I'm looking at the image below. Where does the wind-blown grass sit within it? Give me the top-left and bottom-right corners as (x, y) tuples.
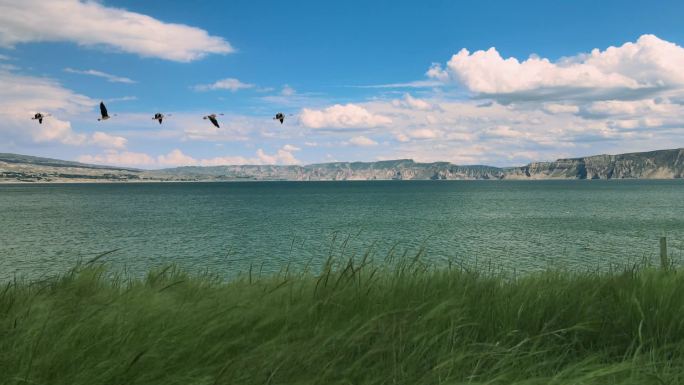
(2, 256), (684, 384)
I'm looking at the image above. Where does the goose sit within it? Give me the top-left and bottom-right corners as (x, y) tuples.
(31, 112), (50, 124)
(97, 101), (116, 121)
(273, 112), (292, 124)
(153, 113), (171, 124)
(203, 113), (223, 128)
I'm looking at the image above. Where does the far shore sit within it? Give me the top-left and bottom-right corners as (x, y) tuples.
(2, 177), (683, 184)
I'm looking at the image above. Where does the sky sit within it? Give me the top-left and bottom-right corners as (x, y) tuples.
(1, 0), (684, 168)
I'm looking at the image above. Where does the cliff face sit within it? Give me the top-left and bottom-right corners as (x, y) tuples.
(148, 160), (505, 181)
(1, 149), (683, 182)
(505, 149), (684, 180)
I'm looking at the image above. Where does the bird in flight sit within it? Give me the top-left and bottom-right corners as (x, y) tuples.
(97, 101), (115, 121)
(273, 112), (293, 124)
(153, 113), (171, 124)
(31, 112), (49, 124)
(203, 113), (223, 128)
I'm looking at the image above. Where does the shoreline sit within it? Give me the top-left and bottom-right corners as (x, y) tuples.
(2, 177), (684, 184)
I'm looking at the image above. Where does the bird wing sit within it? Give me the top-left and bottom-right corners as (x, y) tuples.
(209, 116), (220, 128)
(100, 102), (109, 117)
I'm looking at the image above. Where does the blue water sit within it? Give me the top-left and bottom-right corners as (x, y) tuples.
(1, 180), (683, 279)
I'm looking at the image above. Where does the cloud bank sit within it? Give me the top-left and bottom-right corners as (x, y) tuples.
(0, 0), (233, 62)
(430, 34), (684, 102)
(300, 104), (392, 129)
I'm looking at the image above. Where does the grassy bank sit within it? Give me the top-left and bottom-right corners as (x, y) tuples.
(2, 259), (684, 385)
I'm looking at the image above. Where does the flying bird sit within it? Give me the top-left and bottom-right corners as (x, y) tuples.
(31, 112), (49, 124)
(97, 101), (114, 121)
(273, 112), (293, 124)
(203, 113), (223, 128)
(153, 113), (171, 124)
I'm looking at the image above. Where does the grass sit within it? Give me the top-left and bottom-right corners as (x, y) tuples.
(2, 253), (684, 385)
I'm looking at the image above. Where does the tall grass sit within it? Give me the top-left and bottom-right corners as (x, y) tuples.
(2, 254), (684, 384)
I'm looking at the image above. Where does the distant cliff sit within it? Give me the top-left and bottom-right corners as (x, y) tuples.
(1, 148), (683, 182)
(504, 148), (684, 180)
(150, 160), (505, 181)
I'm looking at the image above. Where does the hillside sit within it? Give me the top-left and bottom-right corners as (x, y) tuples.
(1, 148), (683, 182)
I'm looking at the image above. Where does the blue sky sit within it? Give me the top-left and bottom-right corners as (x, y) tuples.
(1, 0), (684, 168)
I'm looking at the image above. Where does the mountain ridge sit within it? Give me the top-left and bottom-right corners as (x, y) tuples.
(1, 148), (683, 182)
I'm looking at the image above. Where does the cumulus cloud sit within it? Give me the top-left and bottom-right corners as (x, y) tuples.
(348, 136), (378, 147)
(0, 68), (133, 152)
(582, 99), (676, 118)
(79, 150), (155, 167)
(425, 63), (449, 81)
(0, 69), (95, 144)
(392, 93), (436, 111)
(80, 146), (301, 168)
(256, 148), (300, 165)
(89, 131), (127, 149)
(156, 149), (199, 167)
(432, 34), (684, 102)
(0, 0), (233, 62)
(193, 78), (254, 92)
(300, 104), (392, 129)
(332, 34), (684, 165)
(64, 68), (136, 84)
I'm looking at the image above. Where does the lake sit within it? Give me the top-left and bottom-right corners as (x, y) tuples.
(1, 180), (683, 279)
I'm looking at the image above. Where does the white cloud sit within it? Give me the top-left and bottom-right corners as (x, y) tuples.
(392, 93), (436, 110)
(90, 131), (127, 149)
(433, 34), (684, 102)
(348, 136), (378, 147)
(543, 103), (580, 114)
(194, 78), (254, 92)
(282, 144), (301, 152)
(156, 149), (198, 167)
(407, 128), (440, 139)
(64, 68), (136, 84)
(80, 146), (301, 168)
(300, 103), (392, 129)
(0, 0), (233, 62)
(482, 125), (525, 139)
(425, 63), (449, 81)
(79, 150), (155, 167)
(0, 68), (97, 145)
(583, 99), (675, 117)
(256, 148), (300, 165)
(0, 68), (133, 151)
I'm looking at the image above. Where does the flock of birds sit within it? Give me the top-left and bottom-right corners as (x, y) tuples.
(32, 102), (292, 128)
